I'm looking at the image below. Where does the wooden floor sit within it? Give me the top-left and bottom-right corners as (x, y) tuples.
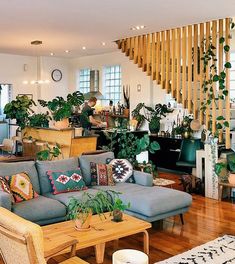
(1, 172), (235, 264)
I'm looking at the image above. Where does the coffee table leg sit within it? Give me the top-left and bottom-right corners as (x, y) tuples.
(143, 230), (149, 254)
(95, 242), (106, 263)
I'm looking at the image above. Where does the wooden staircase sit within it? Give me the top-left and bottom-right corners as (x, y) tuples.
(116, 18), (231, 148)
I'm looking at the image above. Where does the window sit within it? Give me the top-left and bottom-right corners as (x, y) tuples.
(230, 53), (235, 99)
(79, 69), (90, 94)
(103, 65), (121, 105)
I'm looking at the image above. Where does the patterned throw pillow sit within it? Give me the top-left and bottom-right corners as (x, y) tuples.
(90, 162), (115, 186)
(47, 168), (87, 195)
(108, 159), (134, 183)
(6, 172), (39, 203)
(0, 176), (15, 202)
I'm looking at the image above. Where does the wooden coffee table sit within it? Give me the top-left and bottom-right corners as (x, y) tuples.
(43, 213), (151, 264)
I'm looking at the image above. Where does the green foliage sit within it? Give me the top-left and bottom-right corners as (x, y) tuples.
(4, 95), (36, 129)
(132, 103), (173, 132)
(28, 112), (51, 127)
(117, 133), (160, 165)
(228, 155), (235, 173)
(200, 33), (231, 136)
(38, 91), (84, 121)
(36, 143), (61, 161)
(67, 190), (120, 222)
(112, 198), (130, 211)
(102, 130), (118, 152)
(215, 162), (228, 182)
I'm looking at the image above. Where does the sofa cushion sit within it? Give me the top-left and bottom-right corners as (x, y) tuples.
(12, 195), (66, 222)
(36, 158), (79, 194)
(6, 172), (39, 203)
(44, 188), (99, 206)
(91, 183), (192, 217)
(0, 161), (40, 194)
(79, 152), (114, 186)
(108, 159), (133, 183)
(90, 162), (115, 186)
(47, 168), (87, 194)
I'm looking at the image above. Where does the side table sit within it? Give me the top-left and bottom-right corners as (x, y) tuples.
(218, 181), (235, 201)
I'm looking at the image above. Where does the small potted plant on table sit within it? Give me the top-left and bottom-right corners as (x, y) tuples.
(112, 198), (130, 222)
(67, 190), (118, 231)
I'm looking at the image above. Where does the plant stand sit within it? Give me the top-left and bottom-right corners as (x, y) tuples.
(204, 142), (218, 200)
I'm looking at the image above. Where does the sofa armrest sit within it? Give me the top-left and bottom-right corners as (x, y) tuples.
(133, 170), (153, 187)
(0, 190), (12, 211)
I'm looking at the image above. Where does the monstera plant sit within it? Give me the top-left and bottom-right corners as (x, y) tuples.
(38, 91), (84, 129)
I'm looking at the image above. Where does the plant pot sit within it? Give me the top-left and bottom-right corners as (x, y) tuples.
(54, 118), (69, 129)
(112, 209), (123, 222)
(75, 211), (92, 231)
(228, 173), (235, 185)
(149, 119), (160, 134)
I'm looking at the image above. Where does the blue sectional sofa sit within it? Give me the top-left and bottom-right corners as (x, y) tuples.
(0, 152), (192, 225)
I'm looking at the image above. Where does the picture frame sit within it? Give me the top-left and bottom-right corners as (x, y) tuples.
(18, 94), (33, 100)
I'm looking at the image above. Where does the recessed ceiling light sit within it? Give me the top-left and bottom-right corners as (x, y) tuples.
(82, 46), (86, 50)
(65, 50), (69, 53)
(50, 52), (54, 56)
(102, 42), (106, 46)
(131, 25), (146, 31)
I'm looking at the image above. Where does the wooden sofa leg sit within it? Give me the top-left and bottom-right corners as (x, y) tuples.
(180, 214), (184, 225)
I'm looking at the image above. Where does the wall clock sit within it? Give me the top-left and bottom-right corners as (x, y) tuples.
(51, 69), (62, 82)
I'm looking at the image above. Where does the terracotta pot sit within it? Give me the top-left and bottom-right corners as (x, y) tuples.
(228, 173), (235, 185)
(112, 209), (123, 222)
(54, 118), (69, 129)
(75, 211), (92, 231)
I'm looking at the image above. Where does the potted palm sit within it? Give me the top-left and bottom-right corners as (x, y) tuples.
(38, 91), (84, 129)
(67, 190), (119, 231)
(132, 103), (173, 133)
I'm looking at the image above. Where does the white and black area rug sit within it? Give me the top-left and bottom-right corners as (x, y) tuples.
(156, 235), (235, 264)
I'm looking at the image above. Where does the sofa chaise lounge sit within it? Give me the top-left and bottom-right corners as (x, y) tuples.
(0, 151), (192, 225)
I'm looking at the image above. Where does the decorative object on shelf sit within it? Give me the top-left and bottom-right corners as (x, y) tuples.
(123, 85), (130, 117)
(112, 198), (130, 222)
(67, 190), (119, 231)
(51, 69), (62, 82)
(173, 115), (193, 139)
(4, 95), (36, 130)
(132, 103), (173, 133)
(38, 91), (84, 129)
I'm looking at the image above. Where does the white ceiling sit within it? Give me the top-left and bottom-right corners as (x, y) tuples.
(1, 0), (235, 58)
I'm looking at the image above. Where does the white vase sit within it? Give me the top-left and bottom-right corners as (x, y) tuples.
(113, 249), (148, 264)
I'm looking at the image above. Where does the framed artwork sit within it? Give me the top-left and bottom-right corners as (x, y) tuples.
(18, 94), (33, 100)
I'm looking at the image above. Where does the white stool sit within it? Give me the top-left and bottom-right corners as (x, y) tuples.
(113, 249), (148, 264)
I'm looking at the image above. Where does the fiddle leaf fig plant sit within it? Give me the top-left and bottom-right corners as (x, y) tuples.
(4, 95), (36, 129)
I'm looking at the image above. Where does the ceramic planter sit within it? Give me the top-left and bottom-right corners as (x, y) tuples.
(54, 118), (69, 129)
(112, 209), (123, 222)
(75, 211), (92, 231)
(228, 173), (235, 185)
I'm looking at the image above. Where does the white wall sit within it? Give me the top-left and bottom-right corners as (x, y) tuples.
(69, 51), (167, 109)
(0, 53), (69, 109)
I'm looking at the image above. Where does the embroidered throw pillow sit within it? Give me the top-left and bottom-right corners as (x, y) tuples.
(90, 162), (115, 186)
(0, 176), (15, 202)
(47, 168), (87, 195)
(108, 159), (134, 183)
(6, 172), (39, 203)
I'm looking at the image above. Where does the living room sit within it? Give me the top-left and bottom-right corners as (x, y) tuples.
(0, 1), (235, 264)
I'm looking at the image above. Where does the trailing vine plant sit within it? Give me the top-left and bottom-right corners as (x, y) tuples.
(200, 36), (231, 137)
(200, 20), (234, 197)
